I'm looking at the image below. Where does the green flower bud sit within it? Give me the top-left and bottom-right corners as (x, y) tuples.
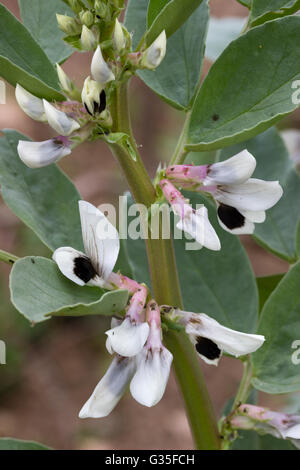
(79, 10), (94, 27)
(113, 19), (126, 54)
(56, 14), (81, 35)
(81, 25), (97, 51)
(95, 0), (107, 18)
(67, 0), (83, 14)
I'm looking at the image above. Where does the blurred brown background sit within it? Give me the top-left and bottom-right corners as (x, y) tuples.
(0, 0), (298, 450)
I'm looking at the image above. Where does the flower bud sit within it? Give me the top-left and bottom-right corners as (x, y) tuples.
(15, 84), (47, 122)
(81, 76), (106, 116)
(80, 25), (97, 50)
(91, 45), (115, 86)
(79, 10), (94, 27)
(113, 19), (126, 54)
(56, 14), (81, 35)
(67, 0), (83, 14)
(140, 30), (167, 70)
(56, 64), (73, 95)
(94, 0), (107, 18)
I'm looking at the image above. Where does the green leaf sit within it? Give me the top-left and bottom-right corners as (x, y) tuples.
(147, 0), (171, 27)
(205, 16), (245, 62)
(187, 17), (300, 151)
(137, 1), (209, 110)
(10, 257), (129, 323)
(256, 274), (284, 312)
(124, 0), (149, 50)
(0, 4), (64, 100)
(237, 0), (251, 7)
(219, 127), (300, 262)
(125, 193), (258, 332)
(252, 261), (300, 393)
(0, 130), (83, 252)
(0, 438), (51, 450)
(145, 0), (204, 46)
(18, 0), (73, 64)
(250, 0), (300, 27)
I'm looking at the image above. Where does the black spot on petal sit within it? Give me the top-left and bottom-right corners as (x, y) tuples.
(74, 256), (97, 283)
(217, 204), (245, 230)
(195, 337), (221, 361)
(84, 103), (93, 116)
(99, 90), (106, 114)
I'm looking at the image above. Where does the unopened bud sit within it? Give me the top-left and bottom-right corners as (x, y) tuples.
(81, 25), (97, 50)
(56, 14), (81, 35)
(113, 19), (126, 54)
(140, 30), (167, 70)
(79, 10), (94, 27)
(68, 0), (83, 14)
(56, 64), (73, 94)
(95, 0), (107, 18)
(91, 45), (115, 86)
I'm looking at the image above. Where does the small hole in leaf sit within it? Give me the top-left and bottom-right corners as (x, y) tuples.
(212, 114), (219, 121)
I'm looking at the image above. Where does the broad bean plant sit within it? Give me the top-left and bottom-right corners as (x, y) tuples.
(1, 0), (300, 451)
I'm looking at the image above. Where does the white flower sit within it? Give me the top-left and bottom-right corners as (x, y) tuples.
(105, 316), (149, 357)
(176, 205), (221, 251)
(79, 355), (135, 418)
(43, 100), (80, 136)
(15, 84), (47, 122)
(130, 305), (173, 407)
(81, 76), (105, 116)
(91, 45), (115, 86)
(81, 25), (97, 51)
(53, 201), (120, 288)
(140, 30), (167, 70)
(175, 310), (265, 366)
(203, 150), (283, 234)
(113, 19), (126, 54)
(56, 64), (73, 94)
(17, 137), (71, 168)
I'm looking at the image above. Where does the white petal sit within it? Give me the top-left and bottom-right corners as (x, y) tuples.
(79, 200), (120, 281)
(15, 84), (47, 122)
(176, 206), (221, 251)
(79, 356), (135, 418)
(130, 347), (173, 407)
(106, 317), (122, 354)
(17, 139), (71, 168)
(141, 30), (167, 69)
(186, 313), (265, 358)
(239, 209), (266, 223)
(105, 317), (150, 357)
(52, 246), (95, 286)
(43, 100), (80, 136)
(216, 178), (283, 212)
(91, 45), (115, 86)
(205, 150), (256, 185)
(282, 423), (300, 440)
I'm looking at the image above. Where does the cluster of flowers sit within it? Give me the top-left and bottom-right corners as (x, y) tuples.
(12, 2), (286, 426)
(160, 150), (283, 248)
(16, 14), (166, 168)
(51, 200), (265, 417)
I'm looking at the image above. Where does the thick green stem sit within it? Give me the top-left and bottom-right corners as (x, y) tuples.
(109, 80), (220, 449)
(0, 249), (18, 265)
(170, 111), (190, 165)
